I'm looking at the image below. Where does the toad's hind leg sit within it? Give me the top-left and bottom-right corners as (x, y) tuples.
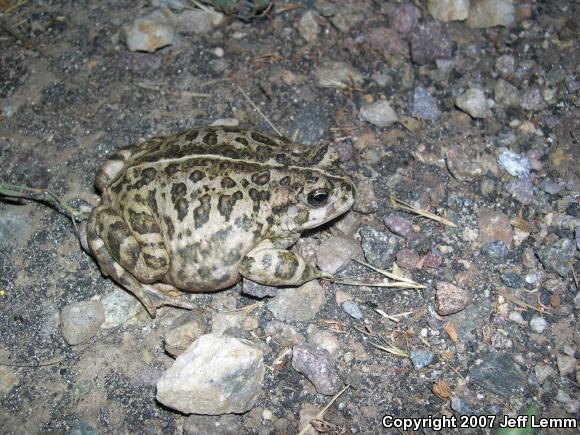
(86, 205), (194, 317)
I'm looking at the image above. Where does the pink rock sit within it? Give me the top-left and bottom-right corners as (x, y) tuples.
(396, 249), (419, 269)
(422, 253), (443, 269)
(392, 3), (420, 38)
(384, 215), (412, 236)
(335, 290), (353, 305)
(435, 282), (470, 315)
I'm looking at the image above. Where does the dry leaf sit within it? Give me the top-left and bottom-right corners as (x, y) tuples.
(432, 380), (452, 400)
(443, 321), (458, 343)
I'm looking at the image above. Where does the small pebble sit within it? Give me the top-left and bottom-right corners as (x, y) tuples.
(292, 344), (341, 395)
(342, 300), (363, 320)
(435, 282), (470, 315)
(506, 178), (534, 205)
(455, 88), (489, 118)
(360, 100), (398, 128)
(122, 8), (176, 53)
(497, 150), (531, 178)
(410, 86), (441, 122)
(482, 240), (509, 263)
(384, 215), (412, 236)
(60, 300), (105, 345)
(534, 363), (555, 384)
(529, 316), (547, 333)
(500, 272), (524, 288)
(410, 21), (453, 65)
(556, 354), (576, 377)
(409, 348), (434, 370)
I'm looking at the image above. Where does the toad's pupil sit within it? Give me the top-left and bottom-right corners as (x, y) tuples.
(308, 191), (329, 207)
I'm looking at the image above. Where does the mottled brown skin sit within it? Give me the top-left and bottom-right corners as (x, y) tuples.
(86, 126), (355, 316)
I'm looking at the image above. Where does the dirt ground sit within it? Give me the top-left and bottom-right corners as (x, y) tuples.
(0, 0), (578, 434)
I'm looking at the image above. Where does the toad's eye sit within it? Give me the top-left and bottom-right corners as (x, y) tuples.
(307, 189), (329, 207)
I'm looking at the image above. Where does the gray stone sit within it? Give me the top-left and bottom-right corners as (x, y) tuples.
(242, 279), (277, 298)
(316, 235), (359, 274)
(156, 334), (264, 415)
(506, 178), (534, 205)
(211, 311), (258, 336)
(500, 272), (524, 289)
(176, 8), (223, 34)
(297, 10), (320, 42)
(122, 8), (176, 53)
(534, 363), (555, 384)
(360, 100), (398, 128)
(265, 320), (305, 347)
(60, 300), (105, 345)
(267, 281), (326, 321)
(342, 300), (363, 320)
(292, 344), (341, 395)
(410, 21), (454, 65)
(164, 312), (208, 357)
(494, 79), (520, 108)
(529, 316), (547, 333)
(100, 288), (143, 329)
(455, 88), (489, 118)
(469, 353), (524, 396)
(537, 238), (576, 277)
(556, 354), (576, 377)
(482, 240), (509, 262)
(495, 54), (515, 76)
(410, 348), (434, 370)
(410, 86), (441, 122)
(359, 225), (399, 269)
(307, 325), (340, 358)
(520, 88), (543, 111)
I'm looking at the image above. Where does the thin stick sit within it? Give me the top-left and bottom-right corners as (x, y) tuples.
(234, 84), (283, 137)
(0, 182), (88, 222)
(297, 384), (350, 435)
(389, 195), (457, 228)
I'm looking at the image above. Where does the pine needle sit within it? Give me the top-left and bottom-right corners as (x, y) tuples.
(389, 195), (457, 227)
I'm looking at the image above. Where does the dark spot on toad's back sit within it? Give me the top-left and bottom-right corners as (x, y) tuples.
(221, 177), (236, 188)
(236, 136), (248, 146)
(203, 131), (218, 146)
(128, 209), (158, 234)
(189, 170), (205, 183)
(163, 216), (175, 239)
(129, 167), (157, 190)
(251, 131), (278, 147)
(251, 171), (270, 186)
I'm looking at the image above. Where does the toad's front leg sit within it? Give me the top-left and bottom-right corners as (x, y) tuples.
(239, 238), (332, 286)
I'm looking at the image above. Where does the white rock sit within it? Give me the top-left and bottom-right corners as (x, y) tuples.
(156, 334), (264, 415)
(468, 0), (514, 28)
(297, 10), (320, 42)
(176, 8), (223, 34)
(455, 88), (489, 119)
(497, 150), (531, 178)
(122, 8), (176, 53)
(529, 316), (547, 333)
(360, 100), (398, 127)
(429, 0), (470, 22)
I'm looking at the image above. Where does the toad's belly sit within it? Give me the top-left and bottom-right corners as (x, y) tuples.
(161, 238), (251, 292)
